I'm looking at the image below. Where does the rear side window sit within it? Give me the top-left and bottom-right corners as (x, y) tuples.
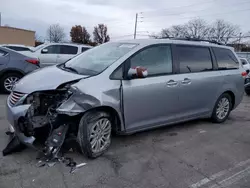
(60, 45), (78, 55)
(213, 47), (239, 69)
(176, 45), (213, 73)
(82, 47), (90, 52)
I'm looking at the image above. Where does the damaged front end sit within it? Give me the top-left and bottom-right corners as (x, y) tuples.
(4, 83), (84, 158)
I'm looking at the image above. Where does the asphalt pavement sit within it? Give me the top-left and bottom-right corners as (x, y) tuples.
(1, 95), (250, 188)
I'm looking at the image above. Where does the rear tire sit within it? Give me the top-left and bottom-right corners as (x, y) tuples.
(211, 93), (232, 123)
(245, 89), (250, 96)
(77, 111), (112, 159)
(0, 72), (22, 94)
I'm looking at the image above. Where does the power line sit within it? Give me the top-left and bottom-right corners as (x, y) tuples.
(140, 0), (220, 14)
(139, 7), (250, 26)
(140, 0), (250, 20)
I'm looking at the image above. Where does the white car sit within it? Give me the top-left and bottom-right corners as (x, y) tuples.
(22, 43), (92, 67)
(240, 58), (250, 71)
(0, 44), (34, 52)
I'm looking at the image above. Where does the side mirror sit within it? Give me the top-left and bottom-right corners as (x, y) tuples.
(127, 66), (148, 79)
(41, 49), (48, 54)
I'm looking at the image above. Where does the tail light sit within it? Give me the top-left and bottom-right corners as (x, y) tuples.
(26, 59), (40, 66)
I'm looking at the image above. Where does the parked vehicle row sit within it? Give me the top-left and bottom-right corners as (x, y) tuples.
(0, 47), (39, 93)
(21, 43), (92, 67)
(6, 39), (245, 158)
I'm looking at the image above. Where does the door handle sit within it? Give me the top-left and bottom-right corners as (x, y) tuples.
(181, 78), (191, 85)
(166, 80), (178, 87)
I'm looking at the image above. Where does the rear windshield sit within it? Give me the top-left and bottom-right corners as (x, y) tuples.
(64, 42), (138, 75)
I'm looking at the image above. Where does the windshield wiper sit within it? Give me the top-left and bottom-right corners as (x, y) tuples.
(62, 64), (79, 74)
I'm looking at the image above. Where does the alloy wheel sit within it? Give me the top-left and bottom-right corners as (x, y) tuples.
(4, 76), (19, 92)
(89, 118), (111, 153)
(216, 97), (230, 120)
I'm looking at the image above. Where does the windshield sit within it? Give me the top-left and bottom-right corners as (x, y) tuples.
(33, 44), (47, 52)
(63, 42), (137, 75)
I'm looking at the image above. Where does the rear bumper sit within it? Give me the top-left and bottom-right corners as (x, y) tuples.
(6, 95), (35, 145)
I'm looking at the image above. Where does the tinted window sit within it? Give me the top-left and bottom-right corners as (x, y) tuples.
(213, 47), (239, 69)
(60, 45), (78, 55)
(130, 45), (172, 76)
(82, 47), (90, 52)
(5, 46), (31, 51)
(43, 45), (60, 54)
(177, 45), (213, 73)
(0, 49), (7, 56)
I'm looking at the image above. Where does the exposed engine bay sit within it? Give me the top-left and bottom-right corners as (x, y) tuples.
(3, 87), (85, 172)
(23, 89), (72, 137)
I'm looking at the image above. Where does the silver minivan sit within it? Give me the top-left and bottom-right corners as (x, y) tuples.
(6, 39), (245, 158)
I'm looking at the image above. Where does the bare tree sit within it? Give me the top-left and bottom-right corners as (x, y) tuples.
(183, 19), (210, 39)
(152, 19), (210, 39)
(93, 24), (110, 44)
(47, 24), (66, 43)
(209, 19), (239, 44)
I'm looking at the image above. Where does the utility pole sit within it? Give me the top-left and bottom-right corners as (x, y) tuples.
(134, 13), (138, 39)
(0, 12), (1, 26)
(238, 32), (242, 52)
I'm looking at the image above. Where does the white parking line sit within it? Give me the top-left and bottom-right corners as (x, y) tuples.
(190, 158), (250, 188)
(209, 166), (250, 188)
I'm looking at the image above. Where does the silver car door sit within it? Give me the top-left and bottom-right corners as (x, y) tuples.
(174, 45), (222, 119)
(122, 44), (180, 132)
(38, 45), (60, 67)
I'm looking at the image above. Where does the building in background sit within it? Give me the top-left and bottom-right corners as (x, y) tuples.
(0, 26), (35, 46)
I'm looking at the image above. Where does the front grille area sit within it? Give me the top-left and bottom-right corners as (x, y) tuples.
(9, 91), (25, 106)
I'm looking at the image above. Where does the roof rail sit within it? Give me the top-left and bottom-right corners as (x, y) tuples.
(161, 37), (224, 45)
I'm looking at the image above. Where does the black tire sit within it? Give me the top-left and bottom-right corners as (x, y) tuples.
(245, 90), (250, 96)
(211, 93), (232, 123)
(77, 111), (112, 159)
(0, 72), (22, 94)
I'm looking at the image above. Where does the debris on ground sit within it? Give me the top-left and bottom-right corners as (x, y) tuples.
(2, 134), (26, 156)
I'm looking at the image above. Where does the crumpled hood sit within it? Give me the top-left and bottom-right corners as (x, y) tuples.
(14, 65), (88, 93)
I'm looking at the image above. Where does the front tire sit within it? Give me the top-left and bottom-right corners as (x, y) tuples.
(0, 72), (22, 94)
(211, 93), (232, 123)
(77, 111), (112, 159)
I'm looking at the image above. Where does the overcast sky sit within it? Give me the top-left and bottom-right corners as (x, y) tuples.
(1, 0), (250, 41)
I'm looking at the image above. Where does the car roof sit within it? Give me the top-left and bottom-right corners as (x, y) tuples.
(0, 44), (32, 48)
(43, 42), (92, 48)
(117, 39), (233, 50)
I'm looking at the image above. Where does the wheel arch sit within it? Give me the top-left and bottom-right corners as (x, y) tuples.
(83, 105), (123, 133)
(223, 90), (235, 109)
(0, 68), (25, 79)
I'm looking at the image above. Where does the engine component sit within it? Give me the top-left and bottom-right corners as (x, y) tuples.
(43, 124), (69, 159)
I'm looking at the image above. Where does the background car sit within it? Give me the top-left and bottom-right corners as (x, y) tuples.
(22, 43), (92, 67)
(240, 58), (250, 71)
(0, 44), (34, 52)
(0, 46), (40, 93)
